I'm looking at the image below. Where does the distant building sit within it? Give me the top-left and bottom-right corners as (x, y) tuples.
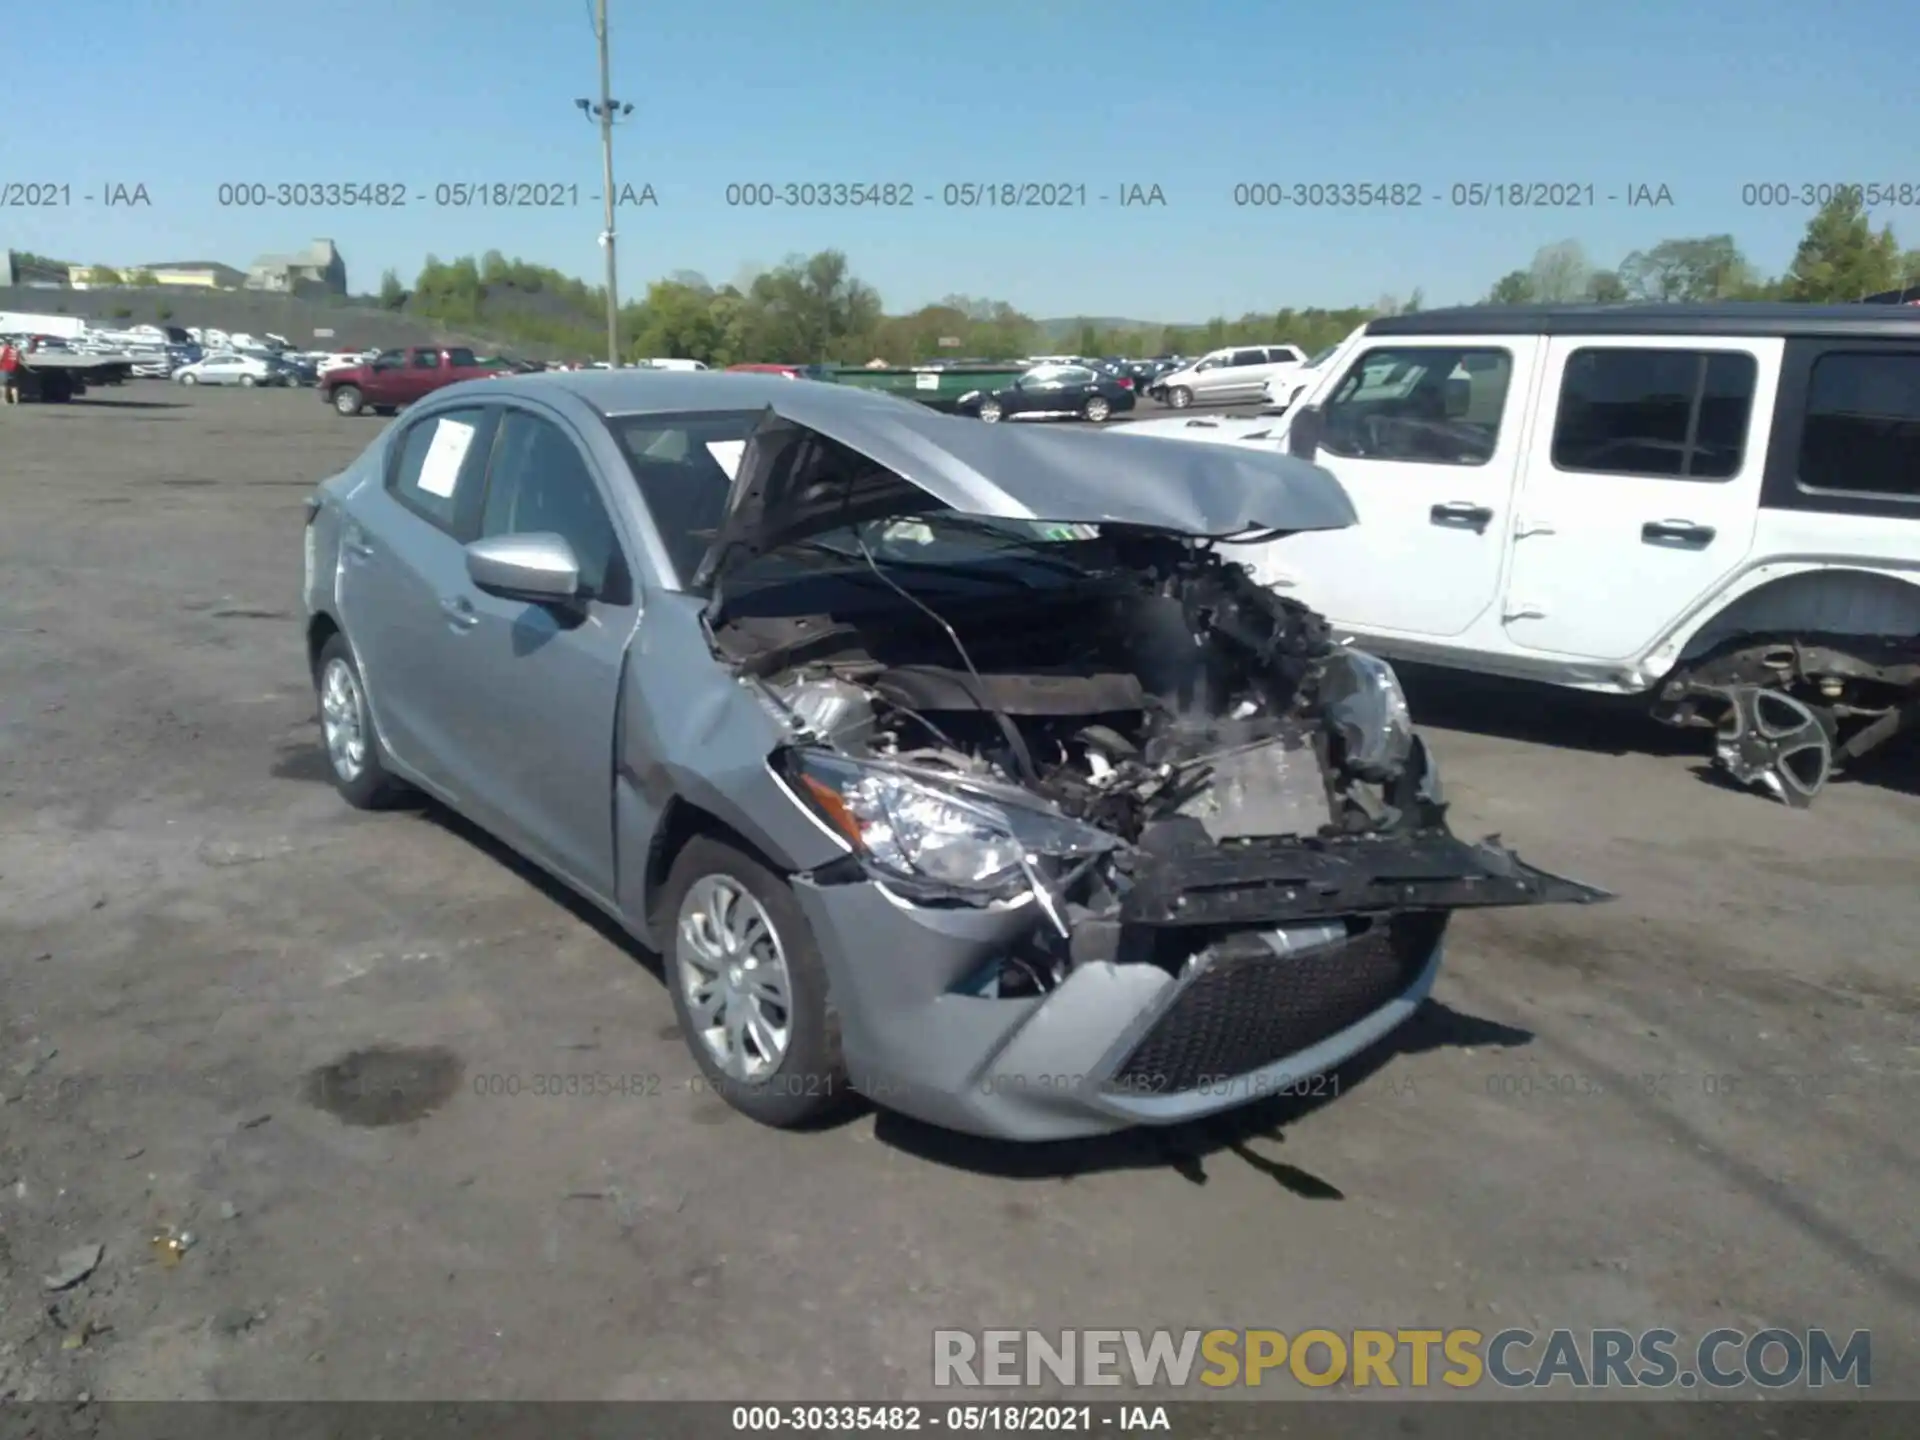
(245, 240), (347, 296)
(135, 261), (248, 289)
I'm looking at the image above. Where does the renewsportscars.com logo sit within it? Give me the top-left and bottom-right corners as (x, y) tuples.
(933, 1328), (1872, 1390)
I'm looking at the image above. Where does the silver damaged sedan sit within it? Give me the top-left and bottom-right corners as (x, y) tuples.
(302, 371), (1609, 1141)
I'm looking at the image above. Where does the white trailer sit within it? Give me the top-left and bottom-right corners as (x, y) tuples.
(0, 311), (90, 341)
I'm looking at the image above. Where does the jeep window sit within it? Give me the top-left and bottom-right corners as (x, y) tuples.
(446, 347), (478, 368)
(1798, 352), (1920, 500)
(411, 349), (441, 369)
(1552, 348), (1757, 480)
(1319, 346), (1511, 466)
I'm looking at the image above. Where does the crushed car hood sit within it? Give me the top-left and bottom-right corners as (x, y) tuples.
(689, 393), (1358, 588)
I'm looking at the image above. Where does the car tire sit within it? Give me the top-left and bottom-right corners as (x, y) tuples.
(977, 398), (1003, 423)
(660, 835), (851, 1129)
(180, 373), (198, 385)
(240, 374), (257, 387)
(1168, 386), (1193, 409)
(331, 385), (363, 416)
(314, 633), (411, 810)
(1083, 395), (1112, 423)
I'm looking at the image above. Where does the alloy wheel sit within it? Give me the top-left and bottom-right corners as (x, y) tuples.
(319, 656), (368, 782)
(675, 876), (794, 1081)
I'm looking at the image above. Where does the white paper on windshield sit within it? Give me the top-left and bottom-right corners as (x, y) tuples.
(416, 417), (475, 498)
(914, 372), (939, 390)
(704, 439), (745, 480)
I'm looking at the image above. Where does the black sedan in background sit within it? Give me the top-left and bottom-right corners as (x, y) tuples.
(955, 362), (1138, 423)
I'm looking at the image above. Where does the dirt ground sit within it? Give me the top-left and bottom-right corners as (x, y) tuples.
(0, 385), (1914, 1410)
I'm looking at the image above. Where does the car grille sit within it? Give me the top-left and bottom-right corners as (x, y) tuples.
(1109, 915), (1440, 1094)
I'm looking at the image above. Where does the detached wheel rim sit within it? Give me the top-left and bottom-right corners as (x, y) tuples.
(319, 657), (368, 782)
(676, 876), (793, 1082)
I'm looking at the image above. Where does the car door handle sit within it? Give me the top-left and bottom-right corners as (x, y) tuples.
(1430, 502), (1494, 531)
(440, 595), (478, 630)
(341, 527), (376, 560)
(1642, 519), (1715, 548)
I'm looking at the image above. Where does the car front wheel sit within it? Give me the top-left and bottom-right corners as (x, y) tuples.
(1083, 395), (1112, 422)
(315, 633), (411, 809)
(1168, 385), (1193, 409)
(661, 836), (850, 1129)
(179, 373), (198, 385)
(331, 385), (363, 416)
(977, 398), (1003, 423)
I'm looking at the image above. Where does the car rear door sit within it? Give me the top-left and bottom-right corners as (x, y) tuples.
(334, 404), (499, 796)
(1501, 336), (1774, 659)
(1248, 337), (1541, 637)
(423, 402), (635, 901)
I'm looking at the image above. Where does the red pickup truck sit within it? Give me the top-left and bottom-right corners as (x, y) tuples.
(321, 345), (508, 417)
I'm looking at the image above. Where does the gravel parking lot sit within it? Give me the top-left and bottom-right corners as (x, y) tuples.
(1, 385), (1915, 1409)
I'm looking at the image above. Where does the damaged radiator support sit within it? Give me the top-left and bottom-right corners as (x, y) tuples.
(1120, 830), (1613, 926)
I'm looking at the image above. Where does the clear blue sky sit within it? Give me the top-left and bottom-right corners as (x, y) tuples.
(6, 0), (1916, 320)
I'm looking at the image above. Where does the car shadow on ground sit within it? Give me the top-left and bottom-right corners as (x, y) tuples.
(870, 1000), (1532, 1188)
(1396, 663), (1920, 802)
(72, 398), (190, 410)
(271, 733), (1537, 1178)
(1393, 663), (1697, 758)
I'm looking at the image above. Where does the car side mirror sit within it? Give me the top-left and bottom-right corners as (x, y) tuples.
(1289, 404), (1324, 461)
(465, 533), (581, 602)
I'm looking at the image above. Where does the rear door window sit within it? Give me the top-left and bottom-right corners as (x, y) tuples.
(1551, 348), (1758, 480)
(386, 406), (498, 536)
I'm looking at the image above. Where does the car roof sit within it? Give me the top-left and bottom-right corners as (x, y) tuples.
(1367, 303), (1920, 340)
(475, 368), (911, 416)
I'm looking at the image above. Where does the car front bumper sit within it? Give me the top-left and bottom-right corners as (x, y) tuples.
(791, 877), (1442, 1142)
(791, 831), (1604, 1141)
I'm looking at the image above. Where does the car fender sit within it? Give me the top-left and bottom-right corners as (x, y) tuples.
(1638, 563), (1920, 684)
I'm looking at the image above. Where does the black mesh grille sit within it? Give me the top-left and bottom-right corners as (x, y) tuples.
(1110, 915), (1440, 1093)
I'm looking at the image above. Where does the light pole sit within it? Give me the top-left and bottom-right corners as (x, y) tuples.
(576, 0), (633, 367)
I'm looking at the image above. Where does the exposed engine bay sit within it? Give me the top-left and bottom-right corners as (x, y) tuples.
(709, 524), (1606, 996)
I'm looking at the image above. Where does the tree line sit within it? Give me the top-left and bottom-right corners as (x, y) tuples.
(373, 192), (1915, 365)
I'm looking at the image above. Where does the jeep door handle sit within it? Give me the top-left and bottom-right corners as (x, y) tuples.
(1430, 502), (1493, 530)
(1641, 520), (1715, 547)
(440, 595), (478, 630)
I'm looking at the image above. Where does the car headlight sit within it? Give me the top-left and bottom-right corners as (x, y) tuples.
(784, 751), (1115, 893)
(1318, 649), (1415, 781)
